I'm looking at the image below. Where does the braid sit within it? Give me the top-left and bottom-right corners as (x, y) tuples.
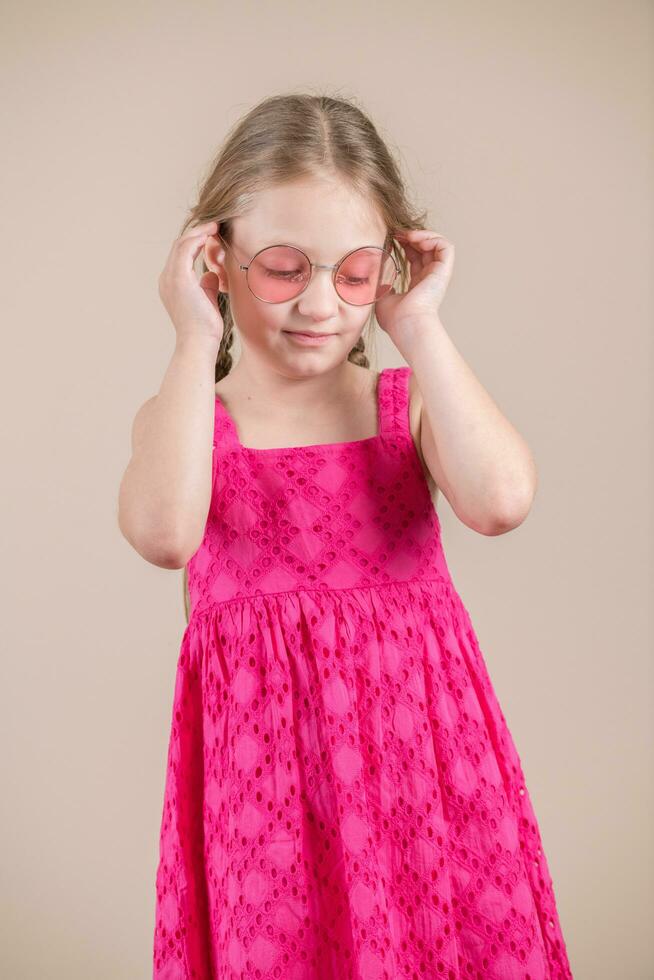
(347, 333), (370, 369)
(215, 295), (236, 382)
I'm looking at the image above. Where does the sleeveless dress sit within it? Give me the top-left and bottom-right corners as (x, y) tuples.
(152, 365), (573, 980)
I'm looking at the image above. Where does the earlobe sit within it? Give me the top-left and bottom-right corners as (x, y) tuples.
(216, 265), (228, 294)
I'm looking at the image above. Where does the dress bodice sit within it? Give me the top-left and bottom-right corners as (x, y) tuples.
(186, 367), (453, 617)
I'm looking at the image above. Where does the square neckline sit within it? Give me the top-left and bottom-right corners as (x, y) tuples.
(215, 367), (385, 455)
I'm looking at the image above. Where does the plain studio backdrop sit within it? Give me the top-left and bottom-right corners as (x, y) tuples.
(1, 1), (652, 977)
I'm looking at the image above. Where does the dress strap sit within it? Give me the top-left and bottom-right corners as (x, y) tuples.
(378, 365), (412, 445)
(215, 369), (412, 451)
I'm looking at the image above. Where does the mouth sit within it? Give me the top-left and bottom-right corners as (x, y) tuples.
(283, 330), (335, 345)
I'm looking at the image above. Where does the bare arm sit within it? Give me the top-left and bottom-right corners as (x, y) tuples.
(118, 217), (226, 567)
(400, 318), (538, 536)
(117, 335), (220, 568)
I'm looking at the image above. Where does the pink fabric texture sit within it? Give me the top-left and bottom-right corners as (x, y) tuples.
(152, 365), (573, 979)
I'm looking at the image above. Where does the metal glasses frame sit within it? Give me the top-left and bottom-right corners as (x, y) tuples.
(215, 231), (399, 306)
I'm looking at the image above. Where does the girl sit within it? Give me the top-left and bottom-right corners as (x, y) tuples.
(119, 93), (573, 979)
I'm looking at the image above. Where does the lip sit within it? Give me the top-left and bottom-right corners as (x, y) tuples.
(283, 331), (334, 346)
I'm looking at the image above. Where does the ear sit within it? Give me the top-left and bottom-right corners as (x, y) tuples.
(203, 235), (229, 294)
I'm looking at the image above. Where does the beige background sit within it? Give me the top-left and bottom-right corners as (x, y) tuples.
(2, 1), (652, 977)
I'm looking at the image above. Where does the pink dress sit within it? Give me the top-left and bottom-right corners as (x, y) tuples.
(153, 365), (573, 979)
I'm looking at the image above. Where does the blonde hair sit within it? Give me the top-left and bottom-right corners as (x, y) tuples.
(179, 90), (429, 622)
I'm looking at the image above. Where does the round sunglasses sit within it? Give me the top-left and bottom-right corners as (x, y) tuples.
(215, 232), (399, 306)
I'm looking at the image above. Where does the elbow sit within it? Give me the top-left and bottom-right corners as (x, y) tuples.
(449, 458), (538, 536)
(117, 512), (190, 569)
(483, 460), (538, 535)
(481, 511), (529, 536)
(137, 537), (189, 570)
(152, 547), (189, 570)
(481, 487), (536, 536)
(459, 482), (536, 537)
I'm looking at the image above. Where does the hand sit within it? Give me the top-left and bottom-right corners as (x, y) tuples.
(374, 229), (455, 340)
(158, 220), (225, 346)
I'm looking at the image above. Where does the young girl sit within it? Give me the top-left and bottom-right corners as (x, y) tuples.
(119, 93), (573, 979)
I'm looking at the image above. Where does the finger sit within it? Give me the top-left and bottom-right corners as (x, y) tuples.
(409, 238), (452, 270)
(183, 232), (212, 252)
(402, 246), (430, 281)
(410, 238), (449, 254)
(393, 232), (447, 278)
(396, 235), (446, 259)
(399, 239), (430, 268)
(395, 230), (449, 250)
(178, 220), (219, 243)
(177, 231), (215, 268)
(394, 228), (441, 239)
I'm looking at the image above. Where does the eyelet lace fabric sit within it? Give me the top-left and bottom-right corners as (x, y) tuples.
(153, 366), (573, 979)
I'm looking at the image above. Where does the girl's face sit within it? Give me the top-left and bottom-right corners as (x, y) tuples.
(205, 175), (388, 376)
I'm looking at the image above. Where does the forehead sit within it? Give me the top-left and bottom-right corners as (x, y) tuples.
(233, 178), (388, 255)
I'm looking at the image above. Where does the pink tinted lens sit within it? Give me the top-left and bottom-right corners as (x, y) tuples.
(336, 247), (396, 305)
(247, 246), (395, 304)
(247, 246), (310, 303)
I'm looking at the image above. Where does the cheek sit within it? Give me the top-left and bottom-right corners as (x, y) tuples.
(237, 310), (287, 342)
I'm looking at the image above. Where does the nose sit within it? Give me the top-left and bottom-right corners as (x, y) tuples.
(296, 264), (340, 319)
